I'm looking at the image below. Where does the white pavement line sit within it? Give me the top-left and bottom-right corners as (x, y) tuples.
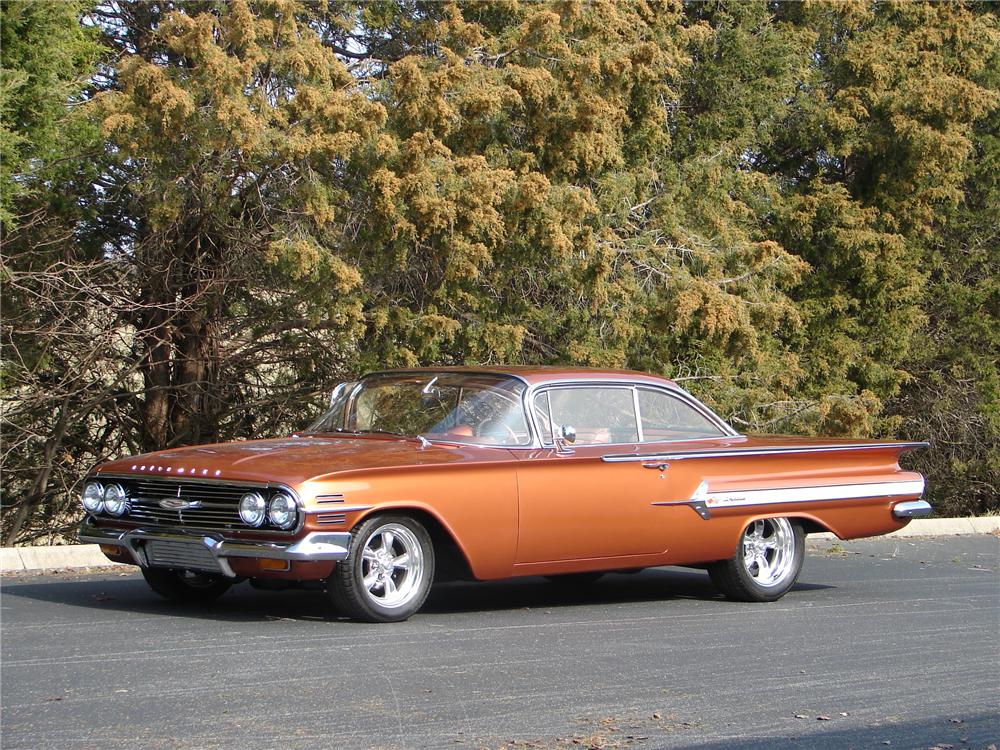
(1, 515), (997, 573)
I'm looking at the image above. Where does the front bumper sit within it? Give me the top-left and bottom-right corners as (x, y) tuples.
(79, 517), (351, 578)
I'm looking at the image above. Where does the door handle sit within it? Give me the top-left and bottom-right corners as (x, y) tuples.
(642, 462), (668, 471)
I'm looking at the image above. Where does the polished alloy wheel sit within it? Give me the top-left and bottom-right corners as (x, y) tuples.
(359, 522), (425, 609)
(740, 517), (795, 587)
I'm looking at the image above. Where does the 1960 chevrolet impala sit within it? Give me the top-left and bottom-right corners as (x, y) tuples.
(79, 367), (929, 622)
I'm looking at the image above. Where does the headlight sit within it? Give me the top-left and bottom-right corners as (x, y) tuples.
(239, 492), (266, 527)
(103, 483), (128, 516)
(82, 482), (104, 513)
(267, 492), (297, 530)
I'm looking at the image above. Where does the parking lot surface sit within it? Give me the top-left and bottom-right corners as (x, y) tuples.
(2, 535), (997, 749)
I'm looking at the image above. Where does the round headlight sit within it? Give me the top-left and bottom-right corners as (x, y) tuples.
(103, 483), (128, 516)
(239, 492), (266, 527)
(82, 482), (104, 513)
(267, 492), (297, 530)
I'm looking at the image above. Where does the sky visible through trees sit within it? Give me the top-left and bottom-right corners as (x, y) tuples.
(1, 0), (997, 544)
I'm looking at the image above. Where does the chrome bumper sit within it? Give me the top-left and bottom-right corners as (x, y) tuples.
(892, 499), (933, 519)
(79, 517), (351, 578)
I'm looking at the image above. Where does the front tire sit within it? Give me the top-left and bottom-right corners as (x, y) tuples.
(141, 567), (233, 603)
(328, 515), (435, 622)
(708, 517), (804, 602)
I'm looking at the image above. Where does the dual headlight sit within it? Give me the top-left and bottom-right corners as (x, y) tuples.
(81, 481), (128, 516)
(239, 491), (297, 530)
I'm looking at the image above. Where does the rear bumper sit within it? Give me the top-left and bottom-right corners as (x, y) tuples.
(892, 499), (933, 519)
(79, 517), (351, 578)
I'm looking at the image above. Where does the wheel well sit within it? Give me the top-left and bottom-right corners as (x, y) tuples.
(793, 517), (834, 536)
(364, 508), (475, 582)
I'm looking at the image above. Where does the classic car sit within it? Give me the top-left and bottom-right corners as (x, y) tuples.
(79, 366), (930, 622)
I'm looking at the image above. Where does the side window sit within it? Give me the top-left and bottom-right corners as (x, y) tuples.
(637, 389), (725, 441)
(532, 391), (554, 444)
(538, 387), (639, 445)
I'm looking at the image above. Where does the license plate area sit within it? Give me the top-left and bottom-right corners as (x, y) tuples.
(143, 539), (222, 574)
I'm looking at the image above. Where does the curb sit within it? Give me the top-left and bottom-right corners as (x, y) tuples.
(809, 516), (1000, 541)
(1, 517), (997, 574)
(0, 545), (129, 573)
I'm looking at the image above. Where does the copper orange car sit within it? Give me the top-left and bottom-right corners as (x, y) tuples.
(79, 367), (929, 621)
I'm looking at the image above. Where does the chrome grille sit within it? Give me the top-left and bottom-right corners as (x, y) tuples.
(316, 513), (346, 525)
(127, 498), (241, 528)
(144, 539), (222, 573)
(116, 477), (262, 532)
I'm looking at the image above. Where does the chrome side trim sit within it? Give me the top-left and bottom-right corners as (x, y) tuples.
(696, 479), (925, 509)
(892, 499), (933, 519)
(315, 494), (345, 504)
(604, 442), (929, 462)
(79, 518), (351, 579)
(654, 499), (712, 520)
(652, 478), (925, 520)
(304, 504), (371, 514)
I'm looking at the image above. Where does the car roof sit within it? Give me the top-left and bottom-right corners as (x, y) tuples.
(365, 366), (679, 388)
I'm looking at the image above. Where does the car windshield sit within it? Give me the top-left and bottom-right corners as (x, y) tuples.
(306, 372), (532, 446)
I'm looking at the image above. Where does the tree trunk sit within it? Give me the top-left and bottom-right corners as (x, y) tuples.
(141, 304), (173, 451)
(170, 309), (217, 446)
(3, 397), (71, 545)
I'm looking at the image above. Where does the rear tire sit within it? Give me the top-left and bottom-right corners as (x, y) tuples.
(708, 517), (804, 602)
(141, 567), (233, 603)
(328, 515), (435, 623)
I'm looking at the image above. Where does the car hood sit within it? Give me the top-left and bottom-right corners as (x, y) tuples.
(93, 434), (508, 486)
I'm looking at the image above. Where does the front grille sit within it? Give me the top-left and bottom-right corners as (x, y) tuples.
(127, 496), (241, 527)
(110, 477), (291, 533)
(144, 539), (222, 573)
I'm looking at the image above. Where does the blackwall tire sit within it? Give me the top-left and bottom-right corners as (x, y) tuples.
(328, 515), (435, 623)
(708, 517), (804, 602)
(141, 567), (233, 603)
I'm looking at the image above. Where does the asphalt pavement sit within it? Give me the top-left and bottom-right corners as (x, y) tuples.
(1, 535), (997, 750)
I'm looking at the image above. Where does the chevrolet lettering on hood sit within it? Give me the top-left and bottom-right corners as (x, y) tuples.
(79, 366), (929, 622)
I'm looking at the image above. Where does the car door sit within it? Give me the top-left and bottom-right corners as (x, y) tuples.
(513, 384), (680, 564)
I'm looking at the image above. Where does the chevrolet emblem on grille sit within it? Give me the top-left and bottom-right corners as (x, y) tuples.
(158, 498), (202, 510)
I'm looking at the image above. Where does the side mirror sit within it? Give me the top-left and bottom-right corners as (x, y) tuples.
(554, 424), (577, 454)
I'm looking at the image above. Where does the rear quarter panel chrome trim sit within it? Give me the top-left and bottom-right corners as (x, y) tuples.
(653, 478), (925, 521)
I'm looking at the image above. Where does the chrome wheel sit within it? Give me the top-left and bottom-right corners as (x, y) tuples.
(708, 517), (805, 602)
(741, 517), (796, 588)
(329, 514), (435, 622)
(359, 523), (425, 609)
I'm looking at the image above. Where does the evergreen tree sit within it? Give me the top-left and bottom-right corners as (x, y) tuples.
(2, 0), (998, 543)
